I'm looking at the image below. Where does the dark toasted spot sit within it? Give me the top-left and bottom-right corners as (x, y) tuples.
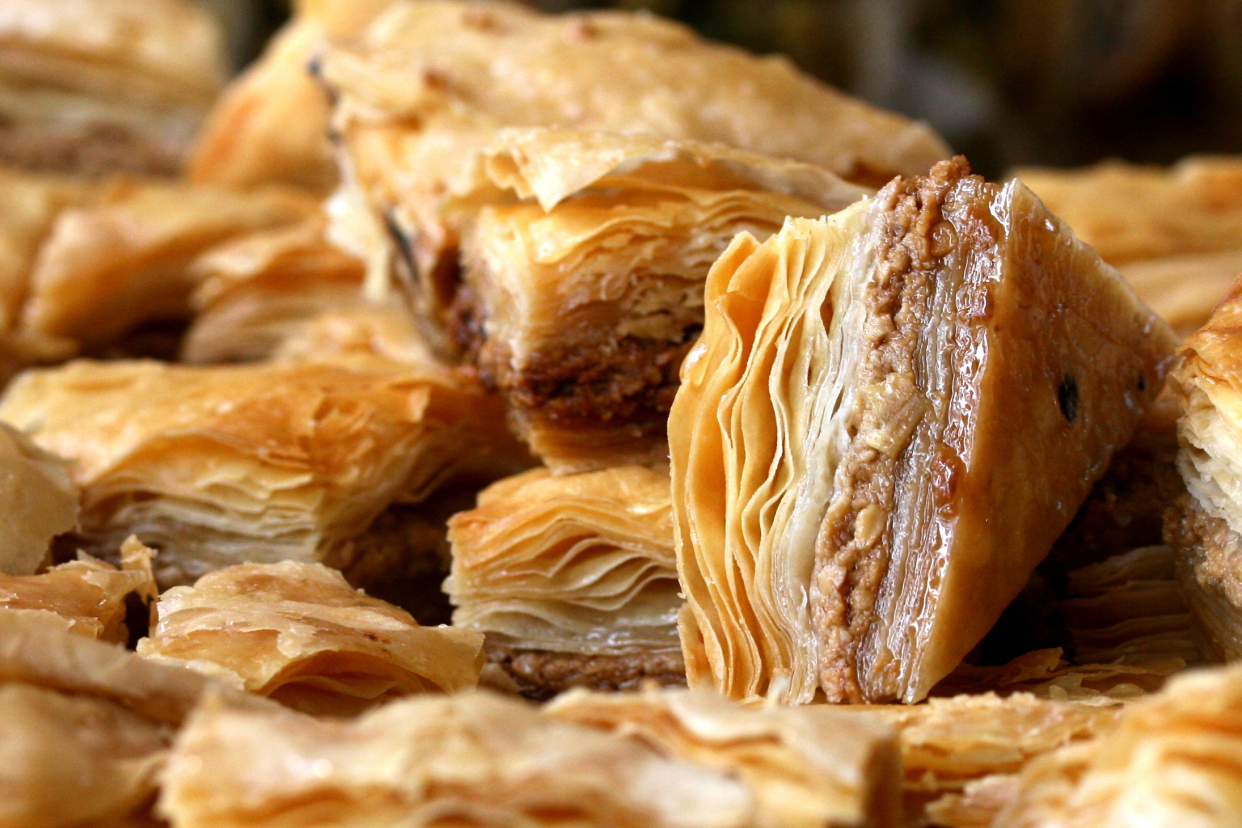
(1058, 375), (1079, 422)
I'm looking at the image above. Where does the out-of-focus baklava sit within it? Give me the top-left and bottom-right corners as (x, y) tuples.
(447, 465), (681, 697)
(0, 357), (529, 589)
(320, 0), (949, 349)
(161, 687), (901, 828)
(139, 561), (483, 716)
(672, 158), (1175, 704)
(0, 0), (226, 176)
(0, 422), (76, 576)
(454, 128), (869, 471)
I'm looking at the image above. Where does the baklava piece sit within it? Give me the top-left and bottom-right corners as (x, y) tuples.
(997, 661), (1242, 828)
(321, 0), (948, 345)
(0, 537), (156, 643)
(19, 179), (317, 352)
(0, 611), (248, 828)
(187, 0), (392, 192)
(139, 561), (482, 716)
(446, 465), (682, 697)
(1166, 276), (1242, 660)
(0, 422), (76, 576)
(547, 685), (902, 828)
(0, 358), (528, 589)
(1017, 158), (1242, 265)
(161, 689), (900, 828)
(0, 0), (226, 176)
(672, 158), (1176, 704)
(456, 128), (868, 471)
(1119, 249), (1242, 339)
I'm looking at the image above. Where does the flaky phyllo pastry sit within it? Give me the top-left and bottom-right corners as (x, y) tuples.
(139, 561), (482, 716)
(0, 358), (528, 587)
(321, 0), (948, 340)
(546, 685), (902, 828)
(19, 178), (317, 350)
(0, 611), (248, 828)
(455, 129), (869, 471)
(0, 537), (156, 643)
(1167, 276), (1242, 660)
(161, 688), (900, 828)
(996, 662), (1242, 828)
(0, 0), (226, 176)
(0, 422), (76, 576)
(671, 158), (1176, 704)
(447, 466), (682, 696)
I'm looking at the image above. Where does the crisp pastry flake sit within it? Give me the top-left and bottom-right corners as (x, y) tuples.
(0, 357), (527, 587)
(447, 465), (683, 696)
(0, 538), (157, 642)
(138, 560), (483, 716)
(671, 158), (1176, 704)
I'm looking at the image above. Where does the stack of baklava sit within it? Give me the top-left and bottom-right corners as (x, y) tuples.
(4, 1), (1242, 827)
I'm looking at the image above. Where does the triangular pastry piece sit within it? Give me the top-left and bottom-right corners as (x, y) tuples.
(0, 422), (77, 576)
(671, 158), (1176, 703)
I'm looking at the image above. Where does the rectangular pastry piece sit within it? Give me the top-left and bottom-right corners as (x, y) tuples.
(546, 685), (902, 828)
(0, 357), (529, 589)
(446, 465), (682, 697)
(455, 128), (869, 471)
(0, 0), (226, 176)
(138, 560), (483, 716)
(1166, 276), (1242, 660)
(0, 537), (156, 643)
(19, 179), (317, 351)
(671, 158), (1176, 704)
(996, 661), (1242, 828)
(320, 0), (948, 349)
(161, 688), (900, 828)
(0, 422), (76, 576)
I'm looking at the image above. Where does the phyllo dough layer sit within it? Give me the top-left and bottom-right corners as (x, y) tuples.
(0, 358), (527, 586)
(457, 129), (869, 471)
(161, 688), (900, 828)
(0, 537), (156, 642)
(547, 685), (902, 828)
(139, 560), (483, 716)
(1166, 276), (1242, 659)
(0, 421), (76, 576)
(447, 465), (682, 696)
(671, 158), (1176, 704)
(0, 0), (226, 176)
(321, 0), (948, 343)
